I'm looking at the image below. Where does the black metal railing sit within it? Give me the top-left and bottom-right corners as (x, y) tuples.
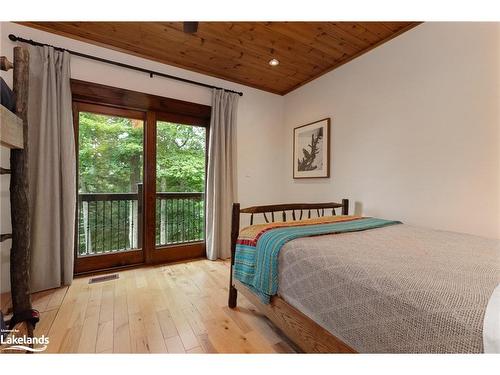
(155, 192), (205, 246)
(77, 185), (204, 256)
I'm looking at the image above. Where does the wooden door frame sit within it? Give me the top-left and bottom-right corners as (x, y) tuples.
(71, 80), (211, 275)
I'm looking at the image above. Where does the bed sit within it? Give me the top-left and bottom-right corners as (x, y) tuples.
(228, 201), (500, 353)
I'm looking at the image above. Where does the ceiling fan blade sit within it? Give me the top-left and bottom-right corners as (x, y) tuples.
(183, 22), (199, 33)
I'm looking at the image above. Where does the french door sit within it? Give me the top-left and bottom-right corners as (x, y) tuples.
(73, 102), (207, 274)
(152, 116), (207, 264)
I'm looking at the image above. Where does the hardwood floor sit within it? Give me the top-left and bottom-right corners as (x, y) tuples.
(2, 259), (296, 353)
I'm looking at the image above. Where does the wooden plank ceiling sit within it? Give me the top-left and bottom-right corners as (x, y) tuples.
(20, 22), (419, 95)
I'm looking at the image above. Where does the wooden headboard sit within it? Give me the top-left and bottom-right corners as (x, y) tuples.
(239, 200), (349, 225)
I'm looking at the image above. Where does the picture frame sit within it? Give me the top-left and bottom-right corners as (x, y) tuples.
(293, 118), (330, 179)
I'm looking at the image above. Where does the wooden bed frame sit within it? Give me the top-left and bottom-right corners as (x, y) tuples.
(228, 200), (357, 353)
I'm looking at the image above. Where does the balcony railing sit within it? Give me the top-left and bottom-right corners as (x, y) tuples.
(77, 186), (204, 256)
(155, 192), (205, 246)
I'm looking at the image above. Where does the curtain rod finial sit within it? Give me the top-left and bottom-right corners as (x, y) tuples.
(8, 34), (18, 42)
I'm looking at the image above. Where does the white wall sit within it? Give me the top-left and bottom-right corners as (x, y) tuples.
(283, 22), (500, 239)
(0, 22), (285, 293)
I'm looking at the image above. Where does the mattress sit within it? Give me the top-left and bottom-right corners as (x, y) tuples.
(277, 224), (500, 353)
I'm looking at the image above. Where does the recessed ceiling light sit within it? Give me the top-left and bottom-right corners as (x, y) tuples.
(268, 58), (280, 66)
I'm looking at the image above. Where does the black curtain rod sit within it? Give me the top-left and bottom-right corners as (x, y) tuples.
(8, 34), (244, 96)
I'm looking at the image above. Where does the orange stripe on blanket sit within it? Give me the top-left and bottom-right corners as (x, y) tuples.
(237, 215), (362, 246)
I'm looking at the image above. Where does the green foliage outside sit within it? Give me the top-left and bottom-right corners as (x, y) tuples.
(156, 121), (206, 193)
(78, 113), (206, 193)
(78, 112), (206, 255)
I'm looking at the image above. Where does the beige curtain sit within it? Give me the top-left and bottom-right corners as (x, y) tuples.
(28, 45), (76, 292)
(206, 89), (239, 260)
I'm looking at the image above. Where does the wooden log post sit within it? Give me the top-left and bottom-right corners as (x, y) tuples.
(341, 199), (349, 215)
(9, 47), (33, 336)
(228, 203), (240, 308)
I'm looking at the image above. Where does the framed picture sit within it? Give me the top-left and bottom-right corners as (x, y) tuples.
(293, 118), (330, 179)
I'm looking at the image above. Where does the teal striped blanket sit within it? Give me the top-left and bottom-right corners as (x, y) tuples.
(233, 217), (401, 303)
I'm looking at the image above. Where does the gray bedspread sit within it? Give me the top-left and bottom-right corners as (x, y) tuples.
(277, 224), (500, 353)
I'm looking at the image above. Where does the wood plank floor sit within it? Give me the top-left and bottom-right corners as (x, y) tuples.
(2, 259), (296, 353)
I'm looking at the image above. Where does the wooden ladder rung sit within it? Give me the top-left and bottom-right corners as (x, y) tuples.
(0, 56), (14, 71)
(0, 233), (12, 242)
(0, 167), (11, 175)
(0, 105), (24, 149)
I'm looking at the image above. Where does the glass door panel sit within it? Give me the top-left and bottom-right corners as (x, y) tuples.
(155, 122), (206, 248)
(75, 103), (145, 273)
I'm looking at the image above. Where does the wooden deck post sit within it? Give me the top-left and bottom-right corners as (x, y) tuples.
(137, 182), (143, 248)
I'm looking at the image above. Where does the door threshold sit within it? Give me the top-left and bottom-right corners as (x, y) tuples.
(74, 255), (207, 278)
